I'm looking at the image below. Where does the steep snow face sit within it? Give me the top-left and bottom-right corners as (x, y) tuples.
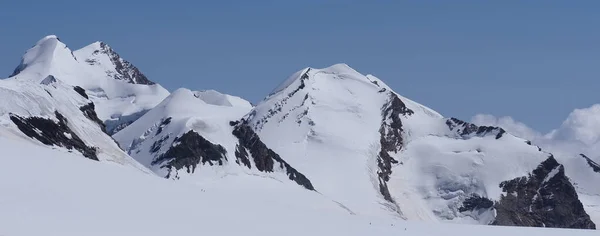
(113, 88), (312, 189)
(248, 64), (592, 227)
(0, 76), (147, 171)
(248, 64), (408, 218)
(9, 35), (170, 135)
(10, 35), (79, 78)
(74, 41), (155, 85)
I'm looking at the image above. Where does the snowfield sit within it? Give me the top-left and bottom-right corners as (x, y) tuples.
(0, 136), (597, 236)
(0, 35), (598, 234)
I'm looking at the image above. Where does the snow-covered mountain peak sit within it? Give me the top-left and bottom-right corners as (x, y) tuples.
(193, 89), (253, 108)
(240, 64), (597, 226)
(269, 63), (371, 96)
(5, 35), (170, 135)
(10, 35), (79, 79)
(113, 87), (314, 187)
(74, 40), (155, 85)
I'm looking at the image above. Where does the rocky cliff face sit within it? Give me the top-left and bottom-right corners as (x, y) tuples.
(492, 156), (595, 229)
(446, 118), (506, 139)
(10, 111), (98, 160)
(231, 120), (315, 190)
(153, 131), (227, 179)
(85, 42), (155, 85)
(377, 93), (414, 202)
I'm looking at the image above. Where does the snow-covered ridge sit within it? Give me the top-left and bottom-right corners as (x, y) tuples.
(0, 75), (147, 171)
(75, 41), (155, 85)
(10, 35), (77, 79)
(245, 63), (596, 228)
(7, 35), (170, 134)
(113, 88), (314, 189)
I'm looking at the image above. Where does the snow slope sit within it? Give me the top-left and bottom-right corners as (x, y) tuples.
(9, 35), (169, 134)
(113, 88), (253, 178)
(246, 64), (595, 226)
(0, 135), (597, 236)
(0, 72), (146, 170)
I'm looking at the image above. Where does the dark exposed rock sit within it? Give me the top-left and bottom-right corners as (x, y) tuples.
(446, 118), (506, 139)
(40, 75), (57, 85)
(10, 111), (98, 160)
(79, 103), (106, 133)
(376, 93), (414, 202)
(156, 117), (172, 135)
(10, 59), (26, 77)
(492, 155), (595, 229)
(234, 144), (252, 168)
(232, 120), (315, 190)
(153, 131), (227, 178)
(150, 135), (170, 154)
(89, 42), (155, 85)
(579, 154), (600, 173)
(73, 86), (89, 99)
(459, 194), (494, 212)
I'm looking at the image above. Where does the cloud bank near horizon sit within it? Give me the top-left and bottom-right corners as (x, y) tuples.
(471, 104), (600, 160)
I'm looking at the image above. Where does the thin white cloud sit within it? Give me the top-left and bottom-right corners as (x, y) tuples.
(471, 114), (541, 141)
(549, 104), (600, 146)
(470, 104), (600, 159)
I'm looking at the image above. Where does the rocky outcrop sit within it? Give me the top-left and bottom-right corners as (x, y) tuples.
(9, 111), (98, 160)
(40, 75), (57, 85)
(87, 42), (155, 85)
(252, 69), (310, 131)
(73, 86), (89, 99)
(231, 120), (315, 190)
(580, 154), (600, 173)
(492, 155), (595, 229)
(79, 102), (106, 133)
(459, 194), (494, 212)
(446, 118), (506, 139)
(153, 131), (227, 179)
(376, 93), (414, 202)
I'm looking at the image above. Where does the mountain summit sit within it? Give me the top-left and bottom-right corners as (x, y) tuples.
(75, 41), (155, 85)
(8, 35), (170, 134)
(0, 36), (598, 234)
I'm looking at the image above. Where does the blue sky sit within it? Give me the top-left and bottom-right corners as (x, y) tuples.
(1, 1), (598, 132)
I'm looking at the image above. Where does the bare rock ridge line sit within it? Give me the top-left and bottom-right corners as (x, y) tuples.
(85, 41), (155, 85)
(580, 154), (600, 173)
(153, 131), (227, 179)
(231, 119), (315, 190)
(493, 155), (595, 229)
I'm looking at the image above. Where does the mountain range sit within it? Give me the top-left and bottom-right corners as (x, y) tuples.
(0, 35), (598, 235)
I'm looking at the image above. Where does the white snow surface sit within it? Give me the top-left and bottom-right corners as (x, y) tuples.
(0, 74), (146, 170)
(1, 135), (597, 236)
(113, 88), (256, 180)
(9, 35), (169, 132)
(1, 35), (597, 233)
(247, 63), (557, 223)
